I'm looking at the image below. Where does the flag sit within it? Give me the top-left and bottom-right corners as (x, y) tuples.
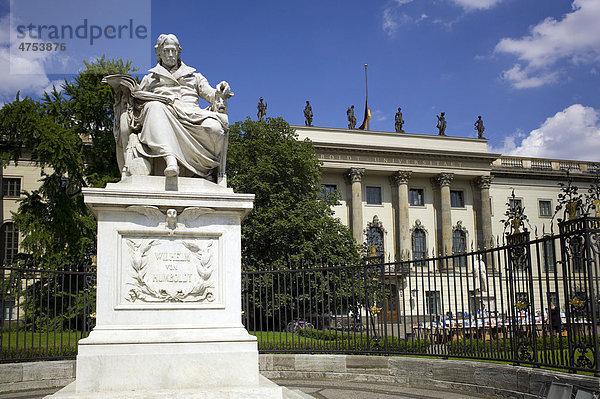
(358, 99), (371, 130)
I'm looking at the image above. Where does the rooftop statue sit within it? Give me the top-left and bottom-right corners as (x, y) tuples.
(436, 112), (446, 136)
(304, 101), (313, 126)
(347, 105), (356, 129)
(103, 34), (233, 183)
(395, 107), (404, 133)
(257, 97), (267, 122)
(475, 115), (485, 139)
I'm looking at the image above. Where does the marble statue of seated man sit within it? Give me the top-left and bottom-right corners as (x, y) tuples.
(105, 33), (233, 182)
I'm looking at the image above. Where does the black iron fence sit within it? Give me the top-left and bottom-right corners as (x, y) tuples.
(242, 216), (600, 374)
(0, 259), (96, 363)
(1, 218), (599, 374)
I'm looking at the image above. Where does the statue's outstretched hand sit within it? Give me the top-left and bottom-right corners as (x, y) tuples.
(217, 81), (233, 98)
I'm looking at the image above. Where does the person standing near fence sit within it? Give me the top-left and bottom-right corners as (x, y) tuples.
(550, 302), (561, 336)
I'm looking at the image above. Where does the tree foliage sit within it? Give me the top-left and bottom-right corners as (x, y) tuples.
(227, 117), (360, 267)
(0, 56), (136, 265)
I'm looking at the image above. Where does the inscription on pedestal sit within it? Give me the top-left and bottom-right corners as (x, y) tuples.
(119, 236), (220, 306)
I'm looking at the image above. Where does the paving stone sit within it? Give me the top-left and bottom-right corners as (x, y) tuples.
(389, 357), (434, 379)
(22, 361), (74, 382)
(295, 354), (346, 372)
(0, 363), (23, 384)
(432, 359), (476, 384)
(271, 354), (296, 371)
(346, 355), (389, 370)
(259, 354), (273, 371)
(473, 362), (517, 391)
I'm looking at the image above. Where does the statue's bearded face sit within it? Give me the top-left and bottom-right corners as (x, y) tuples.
(160, 40), (178, 69)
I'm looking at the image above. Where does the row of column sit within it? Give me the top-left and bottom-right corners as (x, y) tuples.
(345, 168), (493, 260)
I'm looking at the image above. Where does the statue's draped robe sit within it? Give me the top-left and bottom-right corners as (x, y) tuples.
(137, 63), (228, 177)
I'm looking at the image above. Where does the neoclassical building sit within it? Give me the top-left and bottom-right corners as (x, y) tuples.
(294, 125), (597, 261)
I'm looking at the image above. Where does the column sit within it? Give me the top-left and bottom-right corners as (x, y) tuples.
(391, 170), (412, 260)
(433, 172), (454, 255)
(346, 167), (365, 244)
(476, 176), (493, 249)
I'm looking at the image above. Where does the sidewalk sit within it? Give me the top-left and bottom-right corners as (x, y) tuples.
(275, 379), (490, 399)
(1, 380), (493, 399)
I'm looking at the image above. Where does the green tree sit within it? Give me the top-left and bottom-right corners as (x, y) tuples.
(227, 117), (360, 268)
(0, 56), (136, 266)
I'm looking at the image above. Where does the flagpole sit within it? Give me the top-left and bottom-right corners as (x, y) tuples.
(364, 63), (369, 131)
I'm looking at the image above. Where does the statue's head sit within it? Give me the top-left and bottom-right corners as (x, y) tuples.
(155, 34), (181, 69)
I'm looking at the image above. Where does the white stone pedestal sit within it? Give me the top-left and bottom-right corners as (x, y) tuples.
(49, 176), (297, 398)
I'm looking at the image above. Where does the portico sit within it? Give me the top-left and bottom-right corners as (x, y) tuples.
(295, 125), (498, 262)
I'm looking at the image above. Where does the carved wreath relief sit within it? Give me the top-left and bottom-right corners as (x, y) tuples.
(125, 237), (216, 303)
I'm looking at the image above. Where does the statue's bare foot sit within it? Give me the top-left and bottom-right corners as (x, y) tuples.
(164, 156), (179, 177)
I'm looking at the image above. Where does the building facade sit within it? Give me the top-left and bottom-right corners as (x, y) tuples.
(295, 125), (598, 318)
(295, 125), (596, 261)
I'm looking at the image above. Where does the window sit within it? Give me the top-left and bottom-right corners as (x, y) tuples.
(516, 292), (529, 305)
(321, 184), (337, 198)
(573, 255), (584, 272)
(539, 200), (552, 217)
(2, 300), (15, 321)
(2, 178), (21, 198)
(509, 198), (522, 209)
(366, 226), (384, 257)
(387, 284), (398, 312)
(425, 291), (441, 315)
(452, 229), (467, 267)
(450, 190), (464, 208)
(0, 223), (19, 264)
(366, 186), (382, 205)
(412, 229), (426, 267)
(409, 189), (424, 206)
(543, 239), (556, 272)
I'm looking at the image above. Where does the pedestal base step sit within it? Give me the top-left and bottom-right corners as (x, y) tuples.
(46, 376), (308, 399)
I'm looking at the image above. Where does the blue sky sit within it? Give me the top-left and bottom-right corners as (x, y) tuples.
(1, 0), (600, 161)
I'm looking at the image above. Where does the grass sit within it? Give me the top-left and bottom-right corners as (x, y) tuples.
(1, 330), (86, 361)
(249, 328), (598, 374)
(2, 329), (596, 375)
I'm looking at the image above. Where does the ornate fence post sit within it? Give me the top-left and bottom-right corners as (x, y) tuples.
(555, 169), (600, 375)
(502, 190), (537, 365)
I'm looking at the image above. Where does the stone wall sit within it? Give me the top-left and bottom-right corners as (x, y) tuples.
(0, 361), (75, 393)
(260, 354), (600, 399)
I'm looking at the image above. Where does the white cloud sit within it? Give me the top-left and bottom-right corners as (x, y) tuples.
(382, 1), (429, 36)
(451, 0), (503, 11)
(383, 8), (400, 36)
(0, 15), (53, 101)
(495, 0), (600, 88)
(492, 104), (600, 161)
(372, 110), (388, 122)
(500, 64), (559, 89)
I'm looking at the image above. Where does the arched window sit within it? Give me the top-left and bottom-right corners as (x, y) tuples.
(452, 223), (467, 268)
(0, 222), (19, 264)
(365, 216), (385, 258)
(412, 228), (426, 267)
